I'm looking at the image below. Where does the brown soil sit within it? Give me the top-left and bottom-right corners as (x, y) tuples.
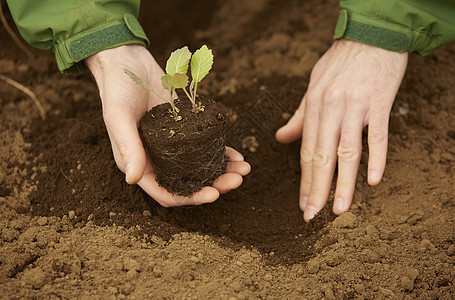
(140, 97), (227, 196)
(1, 0), (454, 299)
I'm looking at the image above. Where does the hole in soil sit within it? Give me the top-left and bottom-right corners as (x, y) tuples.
(26, 76), (336, 266)
(0, 184), (11, 197)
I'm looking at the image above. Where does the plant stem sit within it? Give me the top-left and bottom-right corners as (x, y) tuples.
(192, 83), (198, 107)
(0, 74), (46, 119)
(150, 88), (173, 105)
(182, 87), (195, 107)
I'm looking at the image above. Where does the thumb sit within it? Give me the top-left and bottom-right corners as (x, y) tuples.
(104, 108), (147, 185)
(276, 97), (305, 144)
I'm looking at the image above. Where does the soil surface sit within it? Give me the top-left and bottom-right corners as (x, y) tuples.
(140, 98), (227, 196)
(1, 0), (454, 299)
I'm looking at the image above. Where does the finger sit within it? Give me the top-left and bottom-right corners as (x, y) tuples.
(137, 167), (220, 207)
(226, 147), (244, 162)
(276, 96), (305, 144)
(299, 92), (321, 212)
(226, 161), (251, 176)
(304, 90), (342, 222)
(367, 109), (389, 186)
(333, 115), (363, 215)
(212, 173), (243, 194)
(170, 186), (220, 206)
(104, 106), (146, 184)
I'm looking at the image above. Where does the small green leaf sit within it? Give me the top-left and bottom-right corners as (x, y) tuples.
(166, 46), (192, 76)
(125, 69), (173, 105)
(190, 45), (213, 84)
(161, 74), (172, 91)
(124, 69), (154, 91)
(170, 73), (189, 89)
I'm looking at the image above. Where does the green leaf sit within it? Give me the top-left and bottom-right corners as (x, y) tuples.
(124, 69), (154, 91)
(165, 46), (192, 76)
(161, 74), (172, 91)
(190, 45), (213, 84)
(125, 69), (173, 105)
(170, 73), (189, 89)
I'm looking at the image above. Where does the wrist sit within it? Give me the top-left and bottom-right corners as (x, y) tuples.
(85, 44), (148, 77)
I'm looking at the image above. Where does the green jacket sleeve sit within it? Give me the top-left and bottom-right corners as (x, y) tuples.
(333, 0), (455, 56)
(6, 0), (150, 74)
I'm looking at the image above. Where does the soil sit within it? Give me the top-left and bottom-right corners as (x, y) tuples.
(1, 0), (454, 299)
(140, 97), (227, 196)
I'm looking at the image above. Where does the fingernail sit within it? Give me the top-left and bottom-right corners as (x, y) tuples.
(368, 170), (380, 184)
(333, 197), (345, 214)
(125, 163), (132, 184)
(304, 205), (318, 222)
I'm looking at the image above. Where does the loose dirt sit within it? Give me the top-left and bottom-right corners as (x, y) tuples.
(1, 0), (454, 299)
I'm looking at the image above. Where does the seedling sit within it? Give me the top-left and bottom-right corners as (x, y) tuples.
(124, 45), (214, 120)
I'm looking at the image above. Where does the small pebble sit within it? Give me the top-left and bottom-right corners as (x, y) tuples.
(238, 253), (254, 264)
(151, 235), (165, 245)
(323, 285), (335, 300)
(126, 269), (138, 280)
(142, 210), (152, 217)
(421, 239), (434, 250)
(401, 276), (414, 291)
(406, 268), (419, 281)
(282, 112), (291, 120)
(360, 249), (380, 263)
(37, 217), (48, 226)
(379, 287), (395, 297)
(306, 258), (320, 274)
(109, 212), (117, 218)
(447, 244), (455, 256)
(123, 258), (140, 271)
(68, 211), (75, 220)
(22, 267), (47, 289)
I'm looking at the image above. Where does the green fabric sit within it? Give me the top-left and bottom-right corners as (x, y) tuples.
(6, 0), (150, 74)
(334, 0), (455, 56)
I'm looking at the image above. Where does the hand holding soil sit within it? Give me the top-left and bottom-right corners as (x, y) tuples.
(85, 44), (250, 206)
(276, 39), (408, 222)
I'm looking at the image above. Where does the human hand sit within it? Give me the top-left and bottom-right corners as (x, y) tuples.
(86, 45), (250, 206)
(276, 39), (408, 222)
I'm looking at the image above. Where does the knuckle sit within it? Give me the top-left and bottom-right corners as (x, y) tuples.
(322, 86), (342, 106)
(300, 145), (314, 165)
(368, 129), (387, 145)
(312, 151), (330, 168)
(300, 180), (312, 192)
(337, 146), (360, 162)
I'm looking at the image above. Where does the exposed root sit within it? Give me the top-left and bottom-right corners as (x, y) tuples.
(151, 135), (227, 196)
(0, 2), (35, 61)
(0, 74), (46, 119)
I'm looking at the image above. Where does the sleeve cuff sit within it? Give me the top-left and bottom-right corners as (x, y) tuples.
(334, 9), (410, 53)
(54, 14), (150, 74)
(333, 9), (435, 55)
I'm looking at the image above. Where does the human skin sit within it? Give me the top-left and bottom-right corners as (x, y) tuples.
(276, 39), (408, 222)
(85, 44), (251, 207)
